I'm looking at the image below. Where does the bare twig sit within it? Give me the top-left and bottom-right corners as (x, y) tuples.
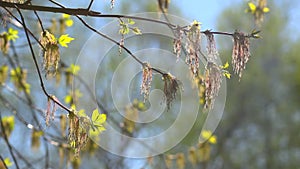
(15, 7), (72, 113)
(0, 2), (101, 15)
(0, 1), (176, 28)
(87, 0), (94, 11)
(32, 6), (45, 32)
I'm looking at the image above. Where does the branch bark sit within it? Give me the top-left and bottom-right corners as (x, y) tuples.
(0, 1), (101, 15)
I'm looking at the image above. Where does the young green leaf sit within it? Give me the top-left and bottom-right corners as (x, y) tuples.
(89, 109), (106, 136)
(247, 2), (256, 13)
(58, 34), (74, 48)
(66, 64), (80, 75)
(221, 61), (229, 69)
(223, 72), (231, 79)
(119, 25), (130, 35)
(92, 109), (106, 126)
(201, 130), (217, 144)
(132, 27), (142, 35)
(7, 28), (19, 41)
(128, 19), (135, 25)
(263, 7), (270, 13)
(62, 14), (74, 27)
(3, 158), (13, 167)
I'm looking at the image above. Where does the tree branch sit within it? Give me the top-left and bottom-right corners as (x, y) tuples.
(0, 1), (101, 15)
(15, 7), (72, 113)
(0, 1), (176, 28)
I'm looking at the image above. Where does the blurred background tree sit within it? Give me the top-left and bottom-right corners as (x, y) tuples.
(0, 0), (300, 169)
(212, 1), (300, 169)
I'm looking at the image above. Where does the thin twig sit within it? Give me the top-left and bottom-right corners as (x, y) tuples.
(3, 7), (46, 51)
(49, 0), (167, 75)
(0, 2), (101, 15)
(15, 7), (72, 113)
(87, 0), (94, 11)
(32, 5), (45, 33)
(0, 1), (176, 28)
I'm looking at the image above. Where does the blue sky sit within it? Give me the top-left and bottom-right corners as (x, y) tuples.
(172, 0), (234, 30)
(172, 0), (300, 36)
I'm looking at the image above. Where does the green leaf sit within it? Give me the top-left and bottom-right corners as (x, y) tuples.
(128, 19), (135, 25)
(77, 109), (86, 117)
(64, 95), (72, 104)
(2, 116), (14, 130)
(221, 62), (229, 69)
(58, 34), (74, 48)
(119, 25), (130, 35)
(89, 109), (106, 137)
(24, 82), (31, 94)
(132, 27), (142, 35)
(65, 19), (74, 27)
(63, 14), (74, 27)
(223, 72), (231, 79)
(251, 30), (261, 38)
(7, 28), (19, 41)
(92, 109), (106, 125)
(62, 14), (71, 19)
(66, 64), (80, 75)
(248, 2), (256, 13)
(263, 7), (270, 13)
(201, 130), (217, 144)
(4, 157), (13, 167)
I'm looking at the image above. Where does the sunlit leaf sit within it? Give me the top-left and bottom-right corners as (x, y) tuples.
(58, 34), (74, 48)
(201, 130), (217, 144)
(62, 14), (71, 19)
(62, 14), (73, 27)
(132, 27), (142, 35)
(66, 64), (80, 75)
(263, 7), (270, 13)
(88, 109), (106, 137)
(4, 158), (13, 167)
(221, 61), (229, 69)
(119, 24), (130, 35)
(128, 18), (135, 25)
(223, 72), (231, 79)
(209, 135), (217, 144)
(64, 95), (72, 104)
(65, 19), (74, 27)
(248, 2), (256, 13)
(7, 28), (19, 41)
(92, 109), (106, 125)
